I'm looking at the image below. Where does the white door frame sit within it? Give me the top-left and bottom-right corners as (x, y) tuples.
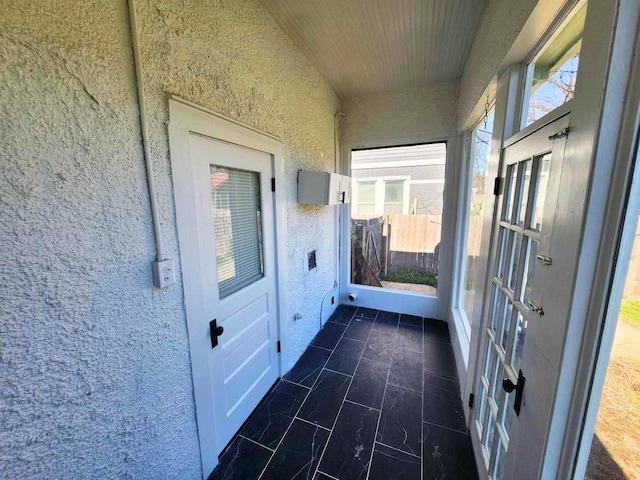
(167, 96), (288, 477)
(339, 136), (463, 320)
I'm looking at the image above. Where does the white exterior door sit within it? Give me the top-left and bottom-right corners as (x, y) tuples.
(470, 115), (575, 479)
(169, 98), (283, 476)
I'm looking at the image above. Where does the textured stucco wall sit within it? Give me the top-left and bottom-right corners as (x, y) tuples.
(0, 0), (340, 478)
(342, 83), (459, 149)
(457, 0), (537, 129)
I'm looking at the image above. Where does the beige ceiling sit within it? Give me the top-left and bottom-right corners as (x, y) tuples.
(259, 0), (488, 99)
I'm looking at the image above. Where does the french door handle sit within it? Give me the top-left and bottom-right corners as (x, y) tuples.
(502, 369), (526, 416)
(210, 319), (224, 349)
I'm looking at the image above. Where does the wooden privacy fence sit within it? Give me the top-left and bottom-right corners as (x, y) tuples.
(352, 214), (459, 282)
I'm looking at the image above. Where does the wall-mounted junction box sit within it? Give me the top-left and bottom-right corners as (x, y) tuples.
(297, 171), (351, 205)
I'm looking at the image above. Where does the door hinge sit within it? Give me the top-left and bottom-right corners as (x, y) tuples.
(271, 178), (276, 192)
(469, 393), (475, 409)
(277, 340), (281, 353)
(548, 126), (570, 141)
(493, 177), (502, 196)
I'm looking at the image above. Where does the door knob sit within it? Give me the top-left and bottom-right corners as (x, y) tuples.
(502, 369), (526, 416)
(209, 319), (224, 349)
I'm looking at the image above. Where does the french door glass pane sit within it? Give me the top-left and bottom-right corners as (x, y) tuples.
(510, 312), (528, 374)
(210, 165), (264, 299)
(518, 160), (533, 227)
(531, 154), (552, 230)
(508, 233), (522, 292)
(500, 302), (514, 352)
(521, 239), (539, 305)
(496, 228), (508, 281)
(504, 165), (517, 222)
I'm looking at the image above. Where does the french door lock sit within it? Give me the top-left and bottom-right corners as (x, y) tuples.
(502, 369), (526, 416)
(209, 319), (224, 349)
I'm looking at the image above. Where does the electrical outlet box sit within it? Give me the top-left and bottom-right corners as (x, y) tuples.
(297, 171), (351, 205)
(152, 259), (176, 289)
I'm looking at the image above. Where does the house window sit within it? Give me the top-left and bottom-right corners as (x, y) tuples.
(356, 180), (376, 214)
(384, 180), (404, 214)
(352, 178), (409, 215)
(522, 1), (587, 128)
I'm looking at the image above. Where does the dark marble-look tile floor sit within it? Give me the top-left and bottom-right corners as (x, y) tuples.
(208, 305), (478, 480)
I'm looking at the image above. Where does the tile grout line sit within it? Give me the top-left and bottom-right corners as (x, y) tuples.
(323, 367), (354, 377)
(343, 398), (381, 412)
(375, 441), (422, 460)
(364, 314), (399, 480)
(294, 415), (332, 432)
(257, 307), (357, 480)
(238, 434), (276, 453)
(316, 470), (341, 480)
(281, 378), (311, 389)
(312, 309), (379, 480)
(422, 419), (471, 435)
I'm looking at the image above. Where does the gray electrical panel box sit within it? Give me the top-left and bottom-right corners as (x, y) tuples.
(297, 171), (351, 205)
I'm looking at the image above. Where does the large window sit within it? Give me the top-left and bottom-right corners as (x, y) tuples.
(350, 144), (446, 296)
(522, 1), (587, 128)
(459, 109), (495, 336)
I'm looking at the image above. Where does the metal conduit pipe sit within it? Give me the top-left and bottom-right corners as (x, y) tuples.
(128, 0), (167, 262)
(319, 112), (346, 328)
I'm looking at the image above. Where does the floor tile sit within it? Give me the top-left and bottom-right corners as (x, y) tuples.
(376, 310), (400, 327)
(333, 337), (366, 359)
(369, 443), (421, 480)
(314, 473), (335, 480)
(388, 349), (423, 392)
(318, 401), (379, 480)
(346, 358), (389, 409)
(377, 384), (422, 457)
(396, 324), (424, 354)
(424, 319), (450, 343)
(362, 329), (397, 363)
(208, 436), (272, 480)
(284, 346), (331, 387)
(298, 370), (351, 428)
(325, 352), (360, 376)
(260, 419), (329, 480)
(328, 305), (356, 325)
(423, 422), (478, 480)
(424, 339), (457, 380)
(423, 383), (467, 433)
(343, 318), (374, 342)
(240, 381), (308, 449)
(353, 307), (378, 320)
(399, 314), (423, 328)
(423, 372), (460, 394)
(311, 322), (347, 350)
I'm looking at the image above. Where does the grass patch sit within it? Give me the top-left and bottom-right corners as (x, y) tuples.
(620, 297), (640, 327)
(384, 271), (438, 288)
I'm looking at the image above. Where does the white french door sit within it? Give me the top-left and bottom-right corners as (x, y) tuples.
(470, 115), (576, 479)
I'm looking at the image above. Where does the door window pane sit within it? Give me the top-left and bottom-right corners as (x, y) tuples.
(351, 144), (446, 296)
(510, 311), (528, 374)
(507, 232), (522, 292)
(521, 239), (539, 305)
(531, 154), (552, 230)
(210, 165), (264, 299)
(523, 2), (587, 127)
(503, 165), (517, 222)
(518, 160), (533, 227)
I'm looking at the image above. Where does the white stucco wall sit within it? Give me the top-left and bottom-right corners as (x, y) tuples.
(457, 0), (537, 129)
(0, 0), (340, 478)
(342, 83), (459, 149)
